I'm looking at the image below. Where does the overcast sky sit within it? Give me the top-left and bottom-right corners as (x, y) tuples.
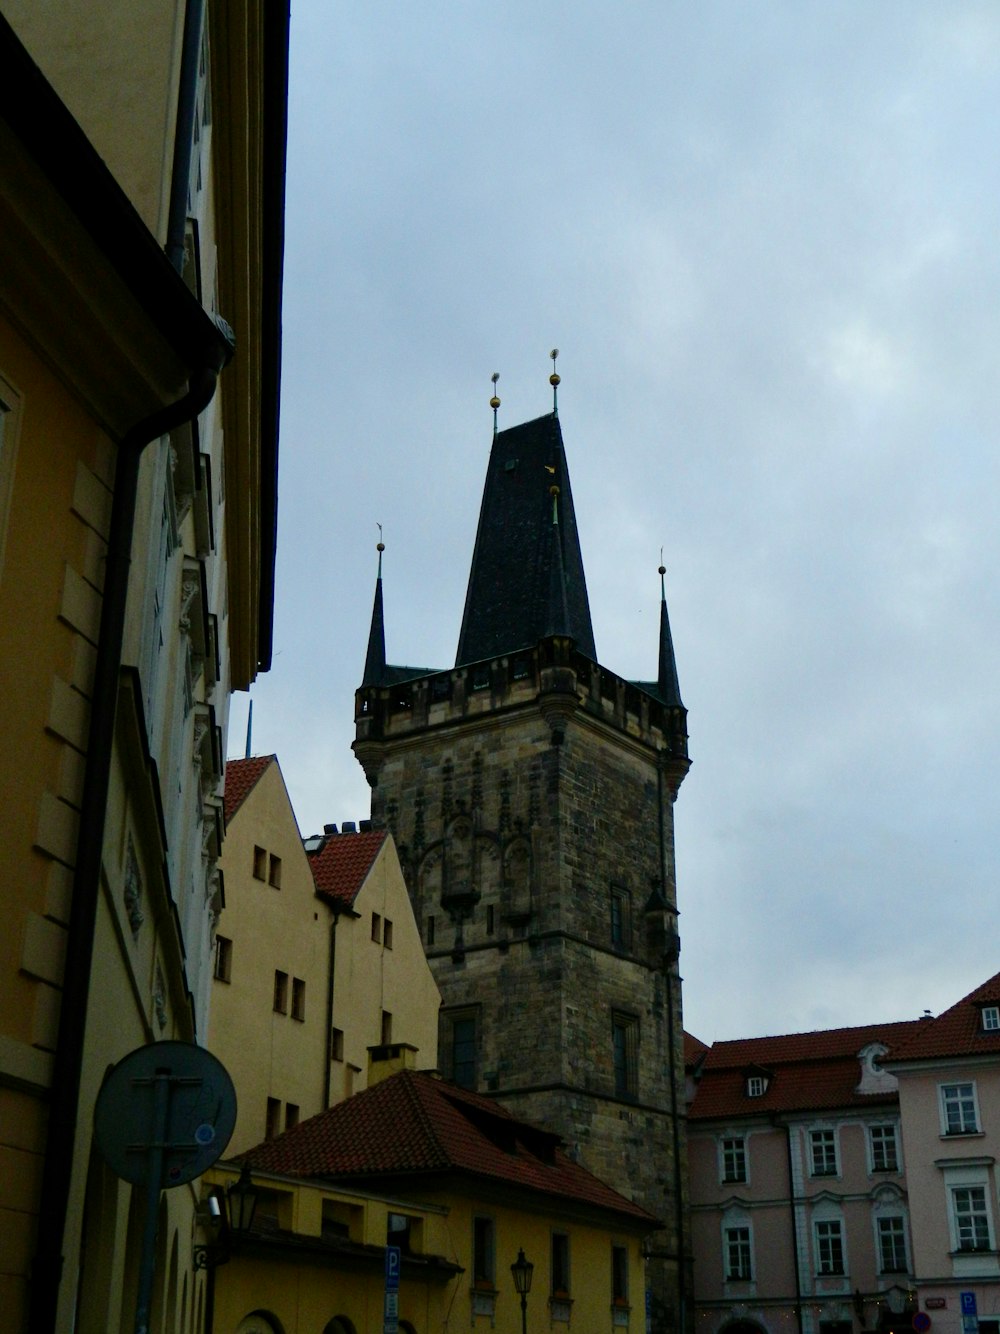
(229, 2), (1000, 1044)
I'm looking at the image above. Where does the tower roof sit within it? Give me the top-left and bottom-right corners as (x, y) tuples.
(362, 545), (387, 686)
(656, 567), (684, 707)
(455, 413), (596, 666)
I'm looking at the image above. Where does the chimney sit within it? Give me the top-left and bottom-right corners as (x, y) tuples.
(324, 823), (338, 836)
(367, 1042), (419, 1086)
(341, 821), (357, 834)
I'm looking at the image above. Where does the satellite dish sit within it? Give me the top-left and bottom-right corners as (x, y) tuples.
(94, 1040), (237, 1188)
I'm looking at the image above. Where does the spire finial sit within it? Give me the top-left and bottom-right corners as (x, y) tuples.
(377, 523), (385, 576)
(549, 348), (560, 415)
(490, 372), (501, 437)
(659, 548), (666, 599)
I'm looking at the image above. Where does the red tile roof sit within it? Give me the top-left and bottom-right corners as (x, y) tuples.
(307, 829), (387, 908)
(223, 755), (275, 824)
(685, 1032), (709, 1066)
(689, 1019), (927, 1121)
(241, 1069), (658, 1227)
(887, 971), (1000, 1063)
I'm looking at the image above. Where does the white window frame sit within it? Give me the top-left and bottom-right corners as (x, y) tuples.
(951, 1185), (992, 1253)
(982, 1005), (1000, 1033)
(940, 1082), (980, 1136)
(810, 1127), (839, 1177)
(746, 1074), (766, 1098)
(724, 1224), (753, 1281)
(876, 1215), (908, 1274)
(720, 1136), (748, 1185)
(869, 1123), (900, 1173)
(814, 1218), (846, 1276)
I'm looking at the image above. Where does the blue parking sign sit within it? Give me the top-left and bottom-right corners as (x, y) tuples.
(961, 1294), (977, 1317)
(385, 1246), (401, 1291)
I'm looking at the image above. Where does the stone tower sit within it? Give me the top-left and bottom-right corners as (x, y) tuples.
(354, 407), (692, 1331)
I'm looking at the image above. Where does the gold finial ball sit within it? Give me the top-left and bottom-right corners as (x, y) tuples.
(549, 373), (561, 386)
(377, 542), (385, 553)
(658, 564), (666, 576)
(490, 396), (501, 409)
(549, 484), (560, 497)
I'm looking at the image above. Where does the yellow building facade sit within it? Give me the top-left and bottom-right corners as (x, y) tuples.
(0, 7), (287, 1330)
(206, 1069), (657, 1334)
(211, 757), (440, 1155)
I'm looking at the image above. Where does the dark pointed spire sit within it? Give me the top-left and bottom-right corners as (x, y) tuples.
(656, 561), (683, 707)
(362, 535), (387, 687)
(455, 413), (596, 666)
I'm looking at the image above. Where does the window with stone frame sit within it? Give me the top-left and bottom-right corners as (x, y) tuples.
(612, 1011), (639, 1100)
(869, 1123), (899, 1172)
(810, 1128), (839, 1176)
(441, 1007), (479, 1089)
(721, 1136), (747, 1184)
(610, 885), (632, 950)
(877, 1216), (907, 1273)
(815, 1219), (845, 1275)
(725, 1226), (753, 1280)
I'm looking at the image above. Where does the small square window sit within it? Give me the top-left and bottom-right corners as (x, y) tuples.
(268, 853), (282, 888)
(372, 912), (382, 943)
(746, 1075), (766, 1098)
(982, 1005), (1000, 1032)
(253, 845), (266, 879)
(213, 935), (232, 982)
(273, 970), (288, 1014)
(331, 1027), (344, 1061)
(291, 977), (305, 1021)
(383, 919), (393, 949)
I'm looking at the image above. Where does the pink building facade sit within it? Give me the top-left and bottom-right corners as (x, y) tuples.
(688, 1023), (926, 1334)
(886, 972), (1000, 1334)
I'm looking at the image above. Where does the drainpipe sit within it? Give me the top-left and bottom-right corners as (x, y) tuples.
(784, 1121), (806, 1334)
(29, 345), (231, 1333)
(659, 758), (688, 1333)
(324, 910), (339, 1108)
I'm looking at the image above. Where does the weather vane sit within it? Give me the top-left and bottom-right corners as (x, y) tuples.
(490, 372), (500, 436)
(550, 348), (560, 415)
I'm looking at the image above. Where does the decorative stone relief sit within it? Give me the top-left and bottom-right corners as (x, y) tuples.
(179, 570), (200, 634)
(123, 836), (144, 937)
(152, 964), (167, 1032)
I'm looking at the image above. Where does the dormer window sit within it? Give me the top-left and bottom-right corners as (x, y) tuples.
(746, 1075), (767, 1098)
(981, 1004), (999, 1033)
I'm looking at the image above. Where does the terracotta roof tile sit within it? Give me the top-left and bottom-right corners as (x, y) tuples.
(685, 1032), (709, 1066)
(223, 755), (275, 824)
(241, 1070), (658, 1226)
(887, 970), (1000, 1063)
(307, 829), (387, 908)
(690, 1019), (927, 1121)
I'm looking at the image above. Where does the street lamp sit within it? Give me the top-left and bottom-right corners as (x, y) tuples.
(194, 1163), (259, 1334)
(511, 1248), (534, 1334)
